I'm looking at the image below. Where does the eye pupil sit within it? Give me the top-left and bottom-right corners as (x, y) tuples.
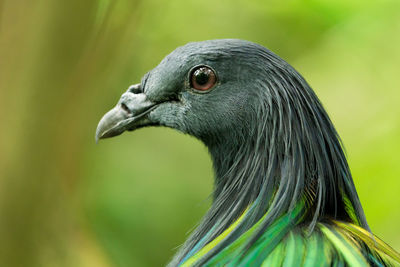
(190, 66), (216, 91)
(195, 69), (210, 85)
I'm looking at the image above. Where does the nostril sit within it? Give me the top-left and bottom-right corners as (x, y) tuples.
(127, 84), (142, 94)
(121, 103), (131, 114)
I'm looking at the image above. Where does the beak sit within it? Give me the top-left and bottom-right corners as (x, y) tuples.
(95, 85), (157, 142)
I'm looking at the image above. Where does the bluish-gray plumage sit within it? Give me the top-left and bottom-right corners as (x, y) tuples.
(96, 39), (400, 266)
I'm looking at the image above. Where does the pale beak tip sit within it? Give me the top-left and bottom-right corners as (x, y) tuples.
(95, 128), (103, 144)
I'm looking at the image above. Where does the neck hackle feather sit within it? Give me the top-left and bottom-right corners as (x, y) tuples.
(169, 43), (400, 266)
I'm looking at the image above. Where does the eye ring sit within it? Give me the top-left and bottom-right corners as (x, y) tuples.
(189, 65), (217, 92)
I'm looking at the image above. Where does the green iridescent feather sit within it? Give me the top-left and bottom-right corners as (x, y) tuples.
(179, 200), (399, 266)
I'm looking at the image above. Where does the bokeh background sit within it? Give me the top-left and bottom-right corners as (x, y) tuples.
(1, 0), (399, 266)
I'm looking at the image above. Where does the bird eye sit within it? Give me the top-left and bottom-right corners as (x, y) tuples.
(190, 66), (216, 91)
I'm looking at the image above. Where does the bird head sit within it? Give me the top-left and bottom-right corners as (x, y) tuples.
(96, 40), (269, 148)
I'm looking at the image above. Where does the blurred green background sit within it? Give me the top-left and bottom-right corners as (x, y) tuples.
(0, 0), (399, 266)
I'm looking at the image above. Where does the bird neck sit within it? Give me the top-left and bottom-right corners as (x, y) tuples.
(186, 102), (370, 262)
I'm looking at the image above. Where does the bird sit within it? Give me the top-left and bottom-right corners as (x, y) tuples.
(95, 39), (400, 266)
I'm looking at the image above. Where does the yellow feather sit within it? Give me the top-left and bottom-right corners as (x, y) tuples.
(334, 221), (400, 263)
